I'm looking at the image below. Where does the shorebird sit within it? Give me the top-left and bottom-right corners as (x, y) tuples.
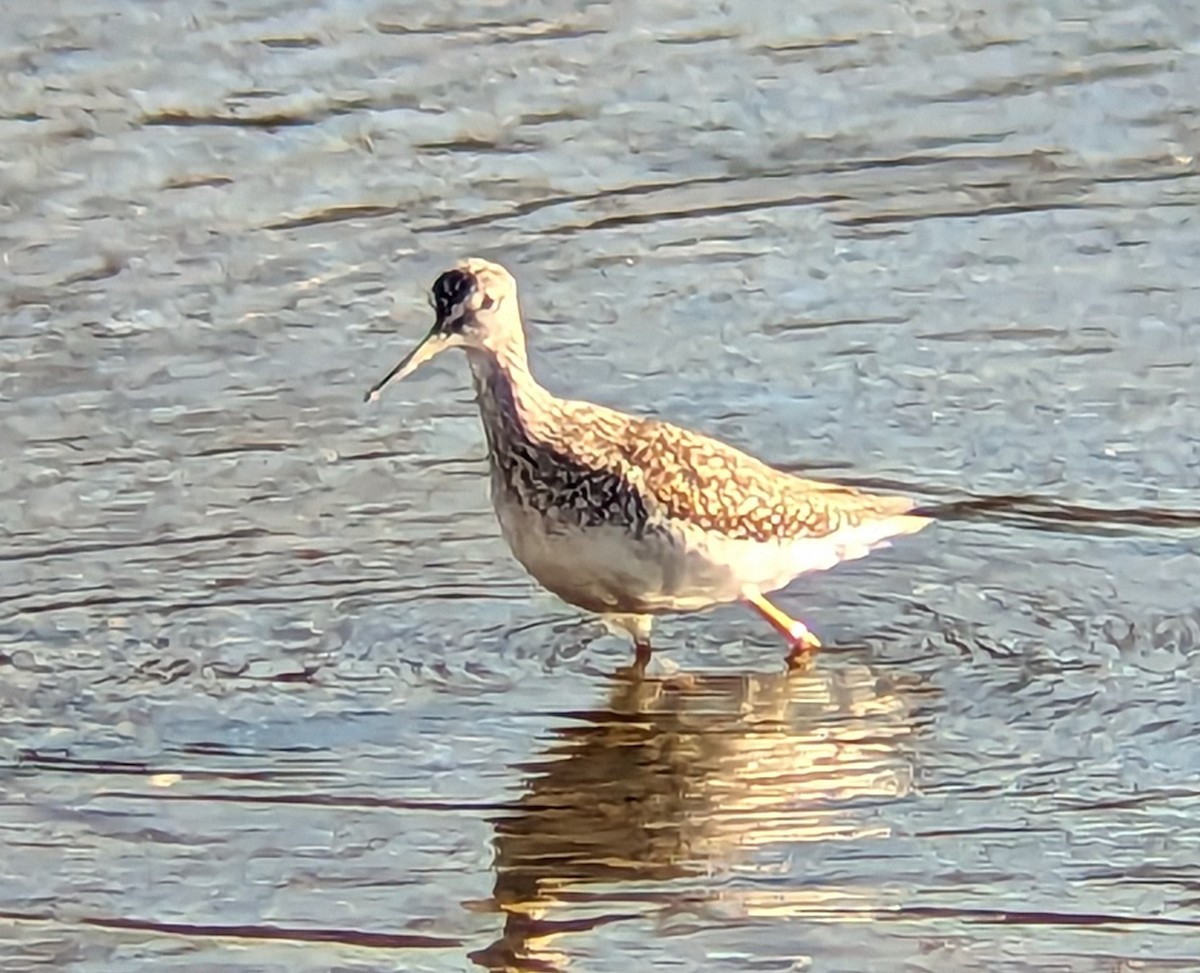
(365, 258), (927, 672)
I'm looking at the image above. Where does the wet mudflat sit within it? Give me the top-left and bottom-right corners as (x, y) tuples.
(2, 1), (1200, 970)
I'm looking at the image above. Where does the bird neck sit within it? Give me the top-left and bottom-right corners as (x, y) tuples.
(465, 342), (557, 452)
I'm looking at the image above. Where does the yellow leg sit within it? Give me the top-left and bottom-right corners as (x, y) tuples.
(603, 613), (653, 679)
(744, 589), (822, 668)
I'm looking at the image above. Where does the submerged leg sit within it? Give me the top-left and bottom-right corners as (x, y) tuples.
(744, 589), (822, 668)
(602, 613), (655, 677)
(631, 640), (652, 678)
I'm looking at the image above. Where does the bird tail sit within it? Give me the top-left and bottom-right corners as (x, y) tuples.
(835, 510), (930, 564)
(879, 512), (931, 540)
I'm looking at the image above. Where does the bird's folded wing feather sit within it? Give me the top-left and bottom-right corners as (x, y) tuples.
(554, 403), (914, 542)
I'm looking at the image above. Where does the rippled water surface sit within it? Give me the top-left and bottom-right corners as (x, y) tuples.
(3, 1), (1200, 970)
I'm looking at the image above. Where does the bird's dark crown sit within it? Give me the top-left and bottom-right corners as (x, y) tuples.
(432, 269), (475, 323)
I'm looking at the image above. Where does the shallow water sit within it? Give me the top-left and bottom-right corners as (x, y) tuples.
(3, 0), (1200, 970)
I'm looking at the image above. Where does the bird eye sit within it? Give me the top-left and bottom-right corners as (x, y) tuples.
(480, 295), (495, 310)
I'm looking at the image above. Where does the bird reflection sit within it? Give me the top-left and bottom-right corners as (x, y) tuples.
(470, 663), (920, 971)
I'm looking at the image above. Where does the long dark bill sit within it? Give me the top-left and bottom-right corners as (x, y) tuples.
(364, 330), (454, 403)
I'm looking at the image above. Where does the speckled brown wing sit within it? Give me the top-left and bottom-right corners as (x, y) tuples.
(552, 402), (914, 543)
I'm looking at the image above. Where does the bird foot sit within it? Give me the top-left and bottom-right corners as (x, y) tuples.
(615, 642), (652, 681)
(785, 625), (822, 671)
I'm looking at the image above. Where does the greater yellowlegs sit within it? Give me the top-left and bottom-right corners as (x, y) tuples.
(365, 258), (928, 672)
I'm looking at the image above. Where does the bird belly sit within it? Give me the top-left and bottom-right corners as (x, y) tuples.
(679, 513), (928, 597)
(493, 498), (743, 614)
(493, 498), (925, 616)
